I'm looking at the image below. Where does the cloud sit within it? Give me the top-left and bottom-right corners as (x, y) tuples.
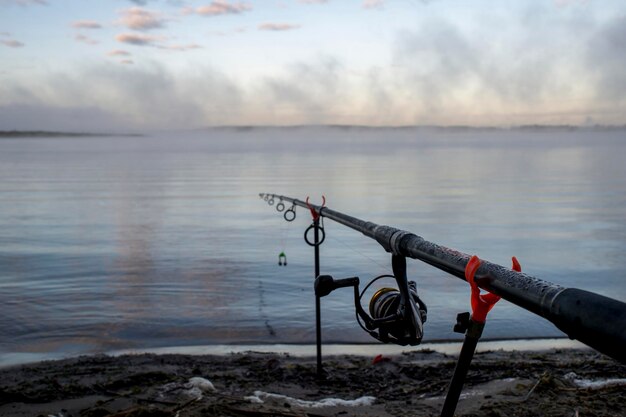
(0, 32), (24, 47)
(384, 10), (626, 125)
(2, 5), (624, 129)
(159, 43), (202, 51)
(72, 20), (103, 29)
(0, 63), (243, 130)
(587, 16), (626, 103)
(261, 56), (347, 123)
(108, 49), (132, 56)
(185, 1), (251, 17)
(118, 7), (167, 30)
(1, 39), (24, 47)
(258, 23), (300, 31)
(120, 59), (134, 65)
(363, 0), (384, 9)
(116, 32), (165, 46)
(391, 20), (557, 120)
(74, 34), (99, 45)
(114, 33), (200, 51)
(300, 0), (328, 4)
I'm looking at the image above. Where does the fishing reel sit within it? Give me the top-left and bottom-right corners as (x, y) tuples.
(315, 255), (427, 346)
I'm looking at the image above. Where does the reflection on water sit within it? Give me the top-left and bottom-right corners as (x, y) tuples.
(1, 127), (625, 362)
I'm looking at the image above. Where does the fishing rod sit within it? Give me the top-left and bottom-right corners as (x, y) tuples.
(260, 193), (626, 364)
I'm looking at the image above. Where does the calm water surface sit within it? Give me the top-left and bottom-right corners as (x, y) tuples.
(1, 127), (625, 363)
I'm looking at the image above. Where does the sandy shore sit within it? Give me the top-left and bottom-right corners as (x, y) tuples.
(0, 348), (624, 417)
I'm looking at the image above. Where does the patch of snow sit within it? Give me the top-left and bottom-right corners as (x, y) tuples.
(181, 378), (215, 399)
(425, 378), (519, 401)
(564, 372), (626, 389)
(459, 389), (483, 399)
(186, 377), (216, 392)
(245, 391), (375, 408)
(183, 387), (204, 398)
(244, 395), (264, 404)
(159, 377), (216, 400)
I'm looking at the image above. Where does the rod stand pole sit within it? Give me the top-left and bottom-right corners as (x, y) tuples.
(440, 315), (484, 417)
(313, 217), (323, 377)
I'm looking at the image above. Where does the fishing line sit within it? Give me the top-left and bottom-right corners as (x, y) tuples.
(258, 281), (276, 337)
(327, 233), (393, 275)
(278, 204), (290, 266)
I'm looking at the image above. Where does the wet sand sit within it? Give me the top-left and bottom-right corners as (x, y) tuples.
(0, 348), (624, 417)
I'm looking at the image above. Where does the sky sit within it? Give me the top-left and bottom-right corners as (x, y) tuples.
(0, 0), (625, 131)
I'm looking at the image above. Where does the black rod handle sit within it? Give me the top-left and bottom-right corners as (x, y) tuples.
(547, 288), (626, 363)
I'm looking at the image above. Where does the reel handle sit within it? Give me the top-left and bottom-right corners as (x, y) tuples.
(315, 275), (359, 297)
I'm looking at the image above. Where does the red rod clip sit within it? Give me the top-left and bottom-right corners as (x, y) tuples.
(466, 256), (521, 323)
(305, 196), (326, 221)
(512, 256), (522, 273)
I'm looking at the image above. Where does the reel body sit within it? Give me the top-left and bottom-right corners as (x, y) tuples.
(315, 255), (428, 346)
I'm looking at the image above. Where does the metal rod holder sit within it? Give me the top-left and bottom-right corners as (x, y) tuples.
(440, 315), (485, 417)
(313, 217), (323, 377)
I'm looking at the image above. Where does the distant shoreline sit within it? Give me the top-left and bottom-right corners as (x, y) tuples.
(2, 125), (625, 138)
(0, 130), (143, 138)
(200, 123), (626, 132)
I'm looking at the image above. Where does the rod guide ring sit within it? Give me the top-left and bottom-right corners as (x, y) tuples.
(284, 208), (296, 222)
(304, 224), (326, 246)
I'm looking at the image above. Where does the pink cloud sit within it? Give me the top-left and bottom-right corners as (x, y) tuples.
(1, 39), (24, 48)
(160, 43), (203, 51)
(118, 7), (167, 30)
(114, 33), (199, 52)
(186, 1), (251, 17)
(258, 23), (301, 31)
(72, 20), (102, 29)
(115, 32), (164, 46)
(74, 34), (99, 45)
(108, 49), (132, 56)
(120, 59), (134, 65)
(363, 0), (384, 9)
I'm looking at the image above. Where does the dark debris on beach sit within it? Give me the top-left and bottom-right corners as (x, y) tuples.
(0, 349), (624, 417)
